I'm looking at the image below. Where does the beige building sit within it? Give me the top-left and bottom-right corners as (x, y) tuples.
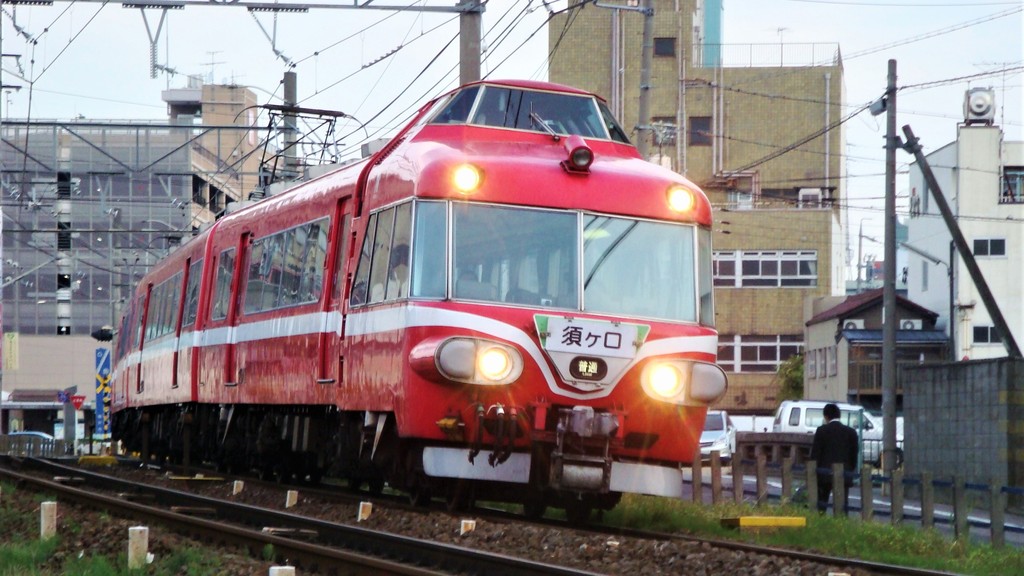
(550, 0), (846, 411)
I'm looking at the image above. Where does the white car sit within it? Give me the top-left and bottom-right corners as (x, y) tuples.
(700, 410), (736, 463)
(771, 400), (903, 467)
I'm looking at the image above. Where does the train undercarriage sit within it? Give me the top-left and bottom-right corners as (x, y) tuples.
(113, 402), (626, 521)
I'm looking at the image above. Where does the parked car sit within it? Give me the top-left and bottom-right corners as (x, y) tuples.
(772, 400), (903, 467)
(700, 410), (737, 463)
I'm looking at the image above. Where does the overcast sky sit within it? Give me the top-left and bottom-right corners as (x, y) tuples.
(2, 0), (1021, 271)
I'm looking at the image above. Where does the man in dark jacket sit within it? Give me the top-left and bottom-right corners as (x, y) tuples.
(809, 403), (860, 513)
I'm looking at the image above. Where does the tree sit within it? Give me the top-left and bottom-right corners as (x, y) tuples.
(774, 354), (804, 400)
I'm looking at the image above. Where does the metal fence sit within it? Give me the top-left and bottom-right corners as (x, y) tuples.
(0, 435), (72, 458)
(693, 452), (1023, 548)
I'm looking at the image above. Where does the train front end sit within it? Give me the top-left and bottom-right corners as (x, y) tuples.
(349, 80), (727, 517)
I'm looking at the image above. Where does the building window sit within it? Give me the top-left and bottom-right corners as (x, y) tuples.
(1001, 167), (1023, 203)
(827, 346), (838, 376)
(654, 37), (676, 57)
(689, 116), (712, 146)
(921, 260), (928, 292)
(713, 250), (818, 287)
(973, 238), (1006, 257)
(719, 334), (803, 373)
(806, 349), (817, 379)
(973, 325), (999, 344)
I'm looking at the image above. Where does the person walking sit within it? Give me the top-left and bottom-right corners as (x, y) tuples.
(810, 403), (860, 513)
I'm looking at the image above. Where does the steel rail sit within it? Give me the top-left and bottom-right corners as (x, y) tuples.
(4, 458), (605, 576)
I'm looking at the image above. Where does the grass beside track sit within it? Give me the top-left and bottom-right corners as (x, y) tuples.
(606, 494), (1024, 576)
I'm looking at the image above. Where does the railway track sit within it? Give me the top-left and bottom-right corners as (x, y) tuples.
(0, 457), (603, 576)
(2, 456), (965, 576)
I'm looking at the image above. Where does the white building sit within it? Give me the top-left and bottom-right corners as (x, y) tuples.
(905, 89), (1024, 361)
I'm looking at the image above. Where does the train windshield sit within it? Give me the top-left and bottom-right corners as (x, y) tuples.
(443, 202), (698, 323)
(428, 85), (630, 143)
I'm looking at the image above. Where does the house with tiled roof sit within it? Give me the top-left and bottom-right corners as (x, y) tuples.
(803, 289), (949, 410)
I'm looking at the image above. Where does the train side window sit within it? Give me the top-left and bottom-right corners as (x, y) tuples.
(298, 218), (329, 303)
(332, 214), (350, 302)
(211, 248), (235, 321)
(183, 259), (203, 327)
(411, 201), (446, 298)
(244, 238), (268, 314)
(368, 207), (397, 304)
(281, 227), (305, 307)
(385, 202), (413, 300)
(350, 213), (377, 306)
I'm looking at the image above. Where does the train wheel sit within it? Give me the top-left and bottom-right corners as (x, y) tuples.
(564, 501), (592, 524)
(366, 477), (385, 496)
(523, 498), (547, 519)
(409, 482), (432, 507)
(445, 480), (474, 512)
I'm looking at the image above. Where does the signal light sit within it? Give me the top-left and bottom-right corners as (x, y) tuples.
(561, 135), (593, 173)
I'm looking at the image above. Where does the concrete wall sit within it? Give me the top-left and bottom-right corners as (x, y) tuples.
(903, 358), (1024, 489)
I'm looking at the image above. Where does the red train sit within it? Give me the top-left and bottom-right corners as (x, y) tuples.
(111, 79), (727, 520)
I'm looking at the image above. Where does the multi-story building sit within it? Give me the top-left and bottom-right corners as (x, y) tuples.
(905, 89), (1023, 361)
(1, 82), (262, 432)
(550, 0), (846, 411)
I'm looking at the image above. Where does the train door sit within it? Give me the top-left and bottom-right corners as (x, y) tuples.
(319, 200), (351, 384)
(176, 258), (202, 395)
(224, 234), (249, 386)
(136, 284), (153, 395)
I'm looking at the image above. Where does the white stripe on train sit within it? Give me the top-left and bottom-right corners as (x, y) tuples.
(122, 304), (717, 401)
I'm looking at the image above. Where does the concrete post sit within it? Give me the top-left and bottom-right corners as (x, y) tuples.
(127, 526), (149, 569)
(285, 490), (298, 508)
(710, 452), (722, 504)
(891, 469), (904, 526)
(269, 567), (296, 576)
(860, 465), (873, 521)
(691, 449), (703, 504)
(731, 457), (743, 503)
(953, 476), (967, 540)
(806, 460), (818, 510)
(781, 457), (792, 504)
(831, 463), (845, 517)
(921, 472), (934, 528)
(40, 501), (57, 539)
(990, 480), (1005, 548)
(755, 454), (767, 505)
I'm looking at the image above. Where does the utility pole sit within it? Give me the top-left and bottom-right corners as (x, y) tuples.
(636, 0), (654, 159)
(458, 0), (483, 84)
(881, 59), (898, 477)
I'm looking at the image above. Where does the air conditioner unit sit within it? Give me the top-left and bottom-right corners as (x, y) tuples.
(964, 87), (996, 125)
(842, 319), (864, 330)
(900, 319), (923, 330)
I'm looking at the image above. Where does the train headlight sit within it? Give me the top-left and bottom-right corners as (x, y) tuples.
(478, 345), (513, 382)
(667, 185), (696, 213)
(453, 164), (482, 194)
(641, 360), (728, 405)
(436, 337), (522, 385)
(646, 363), (684, 399)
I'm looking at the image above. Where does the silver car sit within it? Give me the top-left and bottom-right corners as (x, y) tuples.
(700, 410), (736, 463)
